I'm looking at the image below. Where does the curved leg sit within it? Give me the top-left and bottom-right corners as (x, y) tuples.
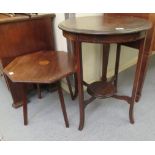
(129, 39), (145, 124)
(135, 28), (153, 102)
(57, 82), (69, 128)
(74, 41), (85, 130)
(135, 51), (150, 102)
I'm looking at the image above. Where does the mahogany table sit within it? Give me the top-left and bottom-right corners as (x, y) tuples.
(3, 50), (75, 127)
(59, 14), (152, 130)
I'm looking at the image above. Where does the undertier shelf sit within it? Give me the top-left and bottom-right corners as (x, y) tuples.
(87, 81), (116, 99)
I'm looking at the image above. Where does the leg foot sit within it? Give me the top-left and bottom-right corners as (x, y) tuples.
(129, 103), (135, 124)
(78, 119), (84, 130)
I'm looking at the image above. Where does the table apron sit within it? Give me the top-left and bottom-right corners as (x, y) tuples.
(63, 31), (147, 44)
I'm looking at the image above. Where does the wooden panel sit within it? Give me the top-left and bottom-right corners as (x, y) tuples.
(0, 14), (55, 107)
(0, 17), (55, 59)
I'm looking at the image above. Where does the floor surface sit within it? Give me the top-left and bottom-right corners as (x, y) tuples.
(0, 56), (155, 141)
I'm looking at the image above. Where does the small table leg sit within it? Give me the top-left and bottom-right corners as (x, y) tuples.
(129, 38), (146, 124)
(57, 81), (69, 128)
(22, 83), (28, 125)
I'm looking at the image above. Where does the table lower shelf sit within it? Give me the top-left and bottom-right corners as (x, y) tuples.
(87, 81), (116, 99)
(84, 80), (132, 108)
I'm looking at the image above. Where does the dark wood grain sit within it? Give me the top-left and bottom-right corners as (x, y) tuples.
(0, 14), (55, 58)
(4, 50), (73, 127)
(0, 14), (55, 107)
(87, 81), (116, 99)
(59, 14), (151, 130)
(59, 15), (151, 35)
(4, 50), (75, 84)
(75, 41), (85, 130)
(102, 44), (110, 82)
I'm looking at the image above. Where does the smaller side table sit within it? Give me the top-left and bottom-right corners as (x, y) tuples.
(3, 50), (76, 127)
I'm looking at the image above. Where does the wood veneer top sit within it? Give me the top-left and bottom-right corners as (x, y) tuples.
(59, 15), (152, 35)
(3, 51), (75, 84)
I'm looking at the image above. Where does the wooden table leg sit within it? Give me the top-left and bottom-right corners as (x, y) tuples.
(75, 41), (85, 130)
(57, 81), (69, 128)
(114, 44), (121, 91)
(129, 38), (145, 124)
(66, 40), (78, 100)
(22, 83), (28, 125)
(135, 35), (152, 102)
(72, 41), (79, 99)
(135, 55), (150, 102)
(102, 44), (110, 81)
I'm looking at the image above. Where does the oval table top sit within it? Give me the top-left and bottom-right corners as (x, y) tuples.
(59, 15), (152, 35)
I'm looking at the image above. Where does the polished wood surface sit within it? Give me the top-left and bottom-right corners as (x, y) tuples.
(0, 14), (55, 58)
(59, 14), (151, 130)
(4, 50), (72, 127)
(87, 81), (116, 98)
(0, 13), (55, 107)
(4, 50), (75, 84)
(106, 13), (155, 51)
(59, 15), (151, 35)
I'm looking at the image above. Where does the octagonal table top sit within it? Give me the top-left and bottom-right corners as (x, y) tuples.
(3, 50), (75, 84)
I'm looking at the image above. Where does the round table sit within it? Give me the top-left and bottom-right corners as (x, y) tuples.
(59, 14), (152, 130)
